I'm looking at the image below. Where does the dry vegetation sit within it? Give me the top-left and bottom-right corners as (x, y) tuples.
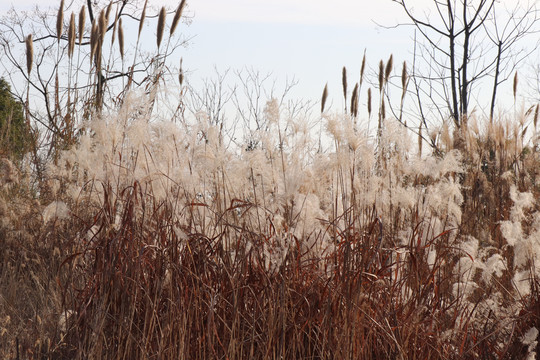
(2, 1), (540, 359)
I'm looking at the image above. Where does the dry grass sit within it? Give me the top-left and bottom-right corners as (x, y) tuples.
(3, 3), (540, 358)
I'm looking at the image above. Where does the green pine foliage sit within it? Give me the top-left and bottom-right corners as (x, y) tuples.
(0, 78), (31, 160)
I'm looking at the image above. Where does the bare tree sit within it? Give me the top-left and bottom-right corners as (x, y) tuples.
(391, 0), (539, 132)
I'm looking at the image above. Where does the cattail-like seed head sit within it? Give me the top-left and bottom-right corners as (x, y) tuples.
(367, 88), (372, 117)
(157, 7), (166, 48)
(401, 61), (407, 91)
(78, 6), (86, 45)
(342, 66), (347, 105)
(138, 0), (148, 41)
(56, 0), (65, 42)
(351, 83), (359, 118)
(25, 34), (33, 75)
(381, 98), (386, 120)
(513, 71), (518, 102)
(321, 83), (328, 113)
(179, 58), (184, 86)
(98, 9), (107, 44)
(90, 19), (97, 63)
(534, 104), (539, 130)
(171, 0), (186, 36)
(360, 50), (366, 86)
(385, 54), (393, 85)
(378, 60), (384, 91)
(105, 1), (113, 24)
(118, 18), (124, 60)
(68, 13), (76, 58)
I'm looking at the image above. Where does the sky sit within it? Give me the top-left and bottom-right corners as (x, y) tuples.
(0, 0), (419, 109)
(1, 0), (537, 116)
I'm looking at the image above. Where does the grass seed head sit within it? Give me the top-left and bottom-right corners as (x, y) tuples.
(321, 83), (328, 113)
(25, 34), (33, 75)
(378, 60), (384, 91)
(351, 83), (359, 118)
(513, 71), (518, 102)
(342, 66), (347, 104)
(157, 7), (166, 48)
(534, 104), (539, 131)
(118, 18), (124, 60)
(385, 54), (393, 85)
(68, 12), (76, 59)
(171, 0), (187, 36)
(401, 61), (407, 92)
(360, 50), (366, 86)
(56, 0), (65, 42)
(367, 87), (372, 117)
(138, 0), (148, 41)
(78, 6), (86, 45)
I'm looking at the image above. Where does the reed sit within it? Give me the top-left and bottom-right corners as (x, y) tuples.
(321, 83), (328, 113)
(138, 0), (148, 41)
(56, 0), (64, 42)
(68, 13), (76, 59)
(78, 6), (85, 45)
(25, 34), (33, 75)
(157, 7), (166, 48)
(170, 0), (187, 36)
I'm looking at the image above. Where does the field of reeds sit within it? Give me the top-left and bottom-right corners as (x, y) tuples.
(2, 1), (540, 359)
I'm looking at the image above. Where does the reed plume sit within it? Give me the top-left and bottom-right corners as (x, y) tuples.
(351, 83), (359, 118)
(360, 51), (366, 86)
(321, 83), (328, 113)
(68, 13), (76, 59)
(78, 6), (86, 45)
(513, 71), (518, 102)
(118, 18), (124, 60)
(378, 60), (384, 92)
(25, 34), (33, 75)
(138, 0), (148, 41)
(367, 87), (372, 118)
(401, 61), (408, 93)
(179, 58), (184, 86)
(342, 66), (347, 108)
(56, 0), (65, 42)
(157, 7), (166, 48)
(385, 54), (393, 85)
(534, 104), (539, 131)
(171, 0), (187, 36)
(105, 1), (113, 24)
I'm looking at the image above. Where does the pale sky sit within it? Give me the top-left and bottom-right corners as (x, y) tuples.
(1, 0), (537, 115)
